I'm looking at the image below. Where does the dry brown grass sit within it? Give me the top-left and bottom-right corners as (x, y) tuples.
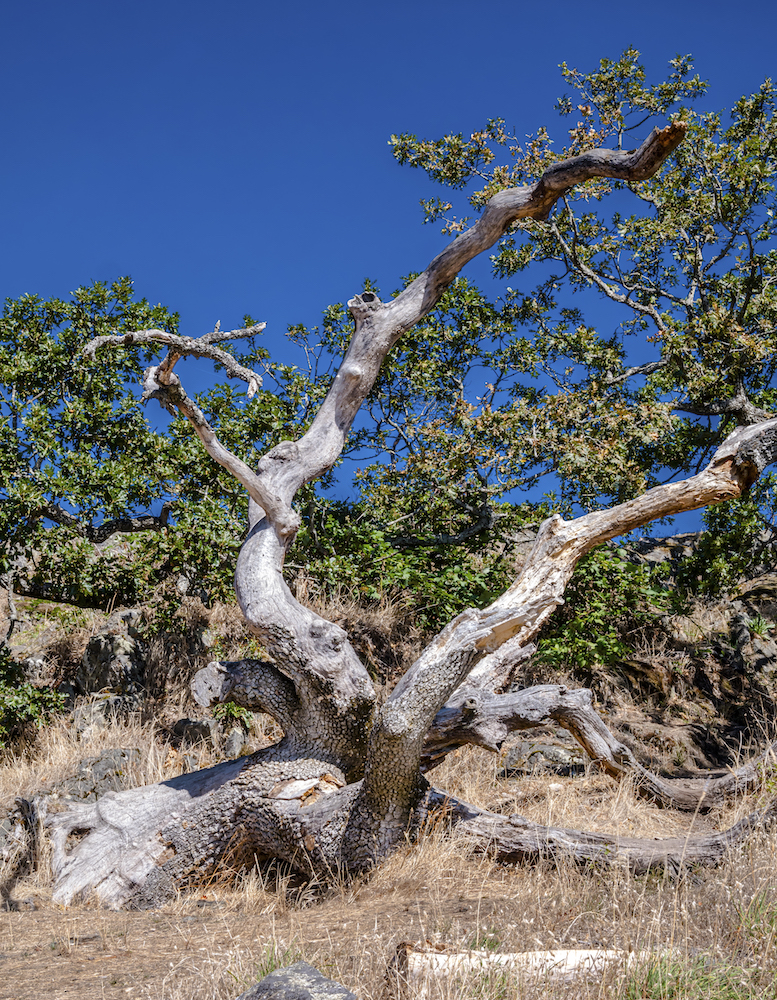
(427, 745), (706, 839)
(0, 704), (282, 817)
(3, 720), (777, 998)
(9, 829), (775, 999)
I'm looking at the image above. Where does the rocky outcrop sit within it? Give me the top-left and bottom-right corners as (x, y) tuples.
(50, 748), (143, 803)
(172, 717), (220, 749)
(75, 609), (146, 701)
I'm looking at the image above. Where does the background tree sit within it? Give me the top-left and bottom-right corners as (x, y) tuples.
(5, 54), (775, 661)
(0, 281), (309, 616)
(390, 49), (776, 509)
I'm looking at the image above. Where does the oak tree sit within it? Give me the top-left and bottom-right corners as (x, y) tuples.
(36, 52), (777, 907)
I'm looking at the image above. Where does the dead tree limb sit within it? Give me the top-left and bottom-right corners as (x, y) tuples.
(424, 788), (777, 874)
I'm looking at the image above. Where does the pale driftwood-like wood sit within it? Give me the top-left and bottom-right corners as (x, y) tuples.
(391, 941), (651, 997)
(49, 756), (247, 907)
(48, 122), (777, 908)
(82, 323), (267, 397)
(48, 750), (358, 908)
(433, 418), (777, 667)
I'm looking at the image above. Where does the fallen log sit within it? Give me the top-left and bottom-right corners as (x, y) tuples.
(389, 941), (661, 998)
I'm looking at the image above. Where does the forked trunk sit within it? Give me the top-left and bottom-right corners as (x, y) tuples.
(46, 124), (777, 908)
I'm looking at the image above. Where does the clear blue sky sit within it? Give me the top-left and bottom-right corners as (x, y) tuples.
(2, 0), (774, 530)
(3, 0), (773, 350)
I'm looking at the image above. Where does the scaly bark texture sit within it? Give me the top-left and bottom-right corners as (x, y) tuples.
(46, 122), (777, 909)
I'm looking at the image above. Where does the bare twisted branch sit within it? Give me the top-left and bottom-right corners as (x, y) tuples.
(83, 322), (267, 397)
(29, 501), (172, 543)
(140, 366), (301, 541)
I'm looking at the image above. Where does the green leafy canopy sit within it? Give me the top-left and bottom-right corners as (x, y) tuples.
(2, 52), (776, 688)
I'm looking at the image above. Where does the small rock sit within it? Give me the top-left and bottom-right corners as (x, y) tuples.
(200, 629), (217, 649)
(173, 717), (220, 749)
(748, 636), (777, 672)
(57, 680), (78, 707)
(223, 727), (247, 758)
(105, 608), (143, 633)
(234, 960), (358, 999)
(20, 654), (47, 683)
(501, 741), (587, 778)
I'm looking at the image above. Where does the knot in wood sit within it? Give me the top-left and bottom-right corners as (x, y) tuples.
(278, 509), (302, 541)
(734, 430), (777, 487)
(380, 705), (410, 739)
(462, 697), (478, 717)
(347, 291), (383, 320)
(257, 439), (300, 471)
(308, 621), (346, 652)
(341, 362), (364, 382)
(612, 745), (633, 766)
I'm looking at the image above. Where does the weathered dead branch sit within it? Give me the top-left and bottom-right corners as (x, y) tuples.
(423, 787), (777, 874)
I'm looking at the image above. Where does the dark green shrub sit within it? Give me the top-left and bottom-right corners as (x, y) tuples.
(0, 647), (64, 747)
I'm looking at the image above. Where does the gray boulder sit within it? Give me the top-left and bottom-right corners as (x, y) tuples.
(48, 748), (142, 803)
(501, 740), (587, 777)
(234, 961), (357, 999)
(173, 717), (220, 749)
(72, 691), (143, 736)
(76, 630), (145, 697)
(223, 726), (247, 758)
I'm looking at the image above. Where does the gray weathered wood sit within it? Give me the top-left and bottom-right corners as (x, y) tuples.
(423, 682), (777, 812)
(423, 787), (777, 874)
(48, 122), (777, 908)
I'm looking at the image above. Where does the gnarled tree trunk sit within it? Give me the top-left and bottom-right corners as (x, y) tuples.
(48, 123), (777, 908)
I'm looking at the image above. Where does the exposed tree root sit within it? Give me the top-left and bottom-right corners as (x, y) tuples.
(46, 721), (777, 910)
